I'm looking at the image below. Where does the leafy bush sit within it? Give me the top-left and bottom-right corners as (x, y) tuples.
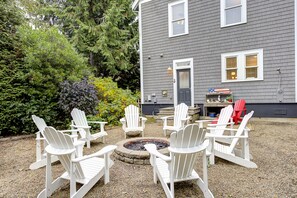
(91, 77), (139, 125)
(0, 24), (90, 136)
(59, 79), (99, 115)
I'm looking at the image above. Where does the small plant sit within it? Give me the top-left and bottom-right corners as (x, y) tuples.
(59, 78), (99, 115)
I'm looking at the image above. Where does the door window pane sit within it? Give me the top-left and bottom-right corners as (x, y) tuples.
(179, 71), (190, 89)
(226, 6), (241, 25)
(172, 3), (184, 20)
(226, 0), (241, 8)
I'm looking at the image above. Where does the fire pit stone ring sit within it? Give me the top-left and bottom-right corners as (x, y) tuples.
(114, 137), (170, 165)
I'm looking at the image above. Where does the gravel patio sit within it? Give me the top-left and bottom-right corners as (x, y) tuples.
(0, 119), (296, 197)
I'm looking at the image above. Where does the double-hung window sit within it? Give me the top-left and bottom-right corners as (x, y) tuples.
(221, 49), (263, 82)
(220, 0), (247, 27)
(168, 0), (188, 37)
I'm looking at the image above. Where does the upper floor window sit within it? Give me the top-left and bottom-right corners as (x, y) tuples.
(220, 0), (247, 27)
(221, 49), (263, 82)
(168, 0), (188, 37)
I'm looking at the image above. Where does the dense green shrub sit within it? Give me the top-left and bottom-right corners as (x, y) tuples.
(59, 79), (99, 115)
(0, 24), (90, 136)
(0, 1), (26, 136)
(90, 77), (139, 125)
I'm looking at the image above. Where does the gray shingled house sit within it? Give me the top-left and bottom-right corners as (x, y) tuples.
(132, 0), (297, 117)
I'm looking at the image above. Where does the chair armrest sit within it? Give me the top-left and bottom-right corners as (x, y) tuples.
(72, 145), (117, 163)
(161, 116), (174, 120)
(144, 144), (171, 162)
(208, 122), (234, 127)
(207, 127), (238, 132)
(181, 116), (191, 122)
(120, 118), (126, 130)
(140, 117), (147, 121)
(195, 120), (213, 123)
(88, 121), (108, 124)
(70, 125), (91, 129)
(73, 140), (85, 147)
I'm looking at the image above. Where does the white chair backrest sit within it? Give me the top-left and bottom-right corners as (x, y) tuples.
(43, 127), (85, 179)
(125, 105), (140, 128)
(229, 111), (254, 151)
(213, 105), (233, 135)
(32, 115), (48, 135)
(173, 103), (188, 128)
(170, 124), (206, 180)
(71, 108), (88, 138)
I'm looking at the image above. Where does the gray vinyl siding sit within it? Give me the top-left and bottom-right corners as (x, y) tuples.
(141, 0), (295, 104)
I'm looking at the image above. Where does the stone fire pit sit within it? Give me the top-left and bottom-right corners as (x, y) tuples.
(114, 137), (170, 165)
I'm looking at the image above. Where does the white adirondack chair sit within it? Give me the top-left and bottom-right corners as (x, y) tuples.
(38, 127), (116, 198)
(196, 105), (234, 144)
(30, 115), (85, 170)
(120, 104), (147, 138)
(71, 108), (108, 148)
(207, 111), (257, 168)
(162, 103), (190, 136)
(145, 124), (214, 198)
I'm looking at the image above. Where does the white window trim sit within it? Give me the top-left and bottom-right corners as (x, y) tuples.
(221, 49), (263, 83)
(220, 0), (247, 28)
(173, 58), (194, 107)
(168, 0), (189, 37)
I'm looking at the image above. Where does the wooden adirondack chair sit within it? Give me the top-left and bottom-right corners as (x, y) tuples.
(120, 104), (147, 139)
(38, 127), (116, 198)
(196, 105), (234, 144)
(30, 115), (85, 170)
(161, 103), (191, 136)
(71, 108), (108, 148)
(232, 99), (247, 125)
(207, 111), (257, 168)
(145, 124), (213, 198)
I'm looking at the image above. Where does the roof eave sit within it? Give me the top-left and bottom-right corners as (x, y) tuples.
(132, 0), (140, 11)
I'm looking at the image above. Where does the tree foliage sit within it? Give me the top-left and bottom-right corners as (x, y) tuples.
(0, 0), (26, 136)
(0, 21), (90, 135)
(33, 0), (140, 91)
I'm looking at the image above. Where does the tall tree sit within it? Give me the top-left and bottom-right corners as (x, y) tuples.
(28, 0), (140, 91)
(0, 0), (26, 135)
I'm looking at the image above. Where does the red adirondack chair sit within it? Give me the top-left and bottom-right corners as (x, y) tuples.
(232, 99), (247, 125)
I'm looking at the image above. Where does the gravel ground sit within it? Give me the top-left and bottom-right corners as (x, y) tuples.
(0, 119), (297, 197)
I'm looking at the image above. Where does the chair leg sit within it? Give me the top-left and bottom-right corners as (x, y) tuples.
(203, 150), (208, 189)
(87, 140), (91, 148)
(209, 138), (215, 165)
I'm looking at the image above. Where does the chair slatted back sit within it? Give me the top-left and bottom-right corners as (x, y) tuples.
(170, 124), (206, 180)
(125, 105), (140, 128)
(213, 105), (233, 136)
(43, 127), (85, 180)
(32, 115), (48, 135)
(71, 108), (88, 138)
(232, 99), (246, 119)
(229, 111), (254, 152)
(173, 103), (188, 129)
